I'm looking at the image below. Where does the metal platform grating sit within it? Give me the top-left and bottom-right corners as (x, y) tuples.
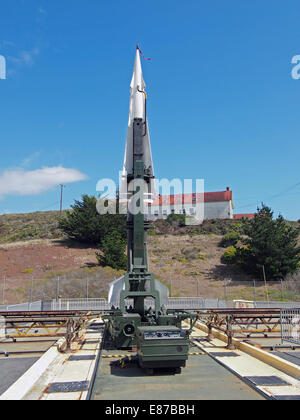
(46, 381), (90, 393)
(210, 352), (240, 357)
(245, 376), (289, 386)
(68, 355), (96, 361)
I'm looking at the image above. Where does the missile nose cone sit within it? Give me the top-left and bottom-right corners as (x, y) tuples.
(121, 47), (156, 201)
(130, 49), (146, 120)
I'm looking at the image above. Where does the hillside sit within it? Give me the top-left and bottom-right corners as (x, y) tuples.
(0, 211), (299, 304)
(0, 211), (66, 243)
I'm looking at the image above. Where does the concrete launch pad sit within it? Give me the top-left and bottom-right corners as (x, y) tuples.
(1, 311), (300, 400)
(90, 343), (264, 400)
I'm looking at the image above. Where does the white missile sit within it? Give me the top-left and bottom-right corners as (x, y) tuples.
(120, 47), (156, 203)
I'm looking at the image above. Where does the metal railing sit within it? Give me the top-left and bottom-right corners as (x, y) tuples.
(41, 298), (110, 311)
(42, 298), (206, 311)
(281, 308), (300, 346)
(0, 301), (43, 312)
(165, 297), (205, 310)
(1, 298), (300, 312)
(255, 301), (300, 309)
(45, 297), (223, 311)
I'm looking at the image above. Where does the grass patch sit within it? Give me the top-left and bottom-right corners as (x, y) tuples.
(23, 268), (34, 274)
(0, 211), (66, 243)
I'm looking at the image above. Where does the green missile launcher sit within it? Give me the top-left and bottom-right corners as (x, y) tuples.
(103, 47), (197, 372)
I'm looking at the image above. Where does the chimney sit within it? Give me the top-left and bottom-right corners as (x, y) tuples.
(226, 187), (229, 191)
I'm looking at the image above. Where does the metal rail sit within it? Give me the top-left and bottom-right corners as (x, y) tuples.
(198, 308), (281, 314)
(5, 319), (68, 338)
(2, 311), (99, 341)
(0, 310), (101, 318)
(0, 308), (284, 347)
(2, 298), (300, 313)
(197, 309), (282, 350)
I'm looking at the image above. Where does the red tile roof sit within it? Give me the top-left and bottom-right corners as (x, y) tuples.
(233, 213), (255, 220)
(151, 189), (233, 206)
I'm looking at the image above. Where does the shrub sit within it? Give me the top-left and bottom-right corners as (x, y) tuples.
(96, 231), (127, 270)
(166, 213), (186, 227)
(221, 246), (237, 265)
(219, 231), (240, 248)
(23, 268), (34, 274)
(172, 256), (187, 263)
(198, 253), (206, 260)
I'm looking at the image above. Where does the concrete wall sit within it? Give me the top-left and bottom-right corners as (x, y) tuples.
(147, 201), (233, 221)
(204, 201), (233, 219)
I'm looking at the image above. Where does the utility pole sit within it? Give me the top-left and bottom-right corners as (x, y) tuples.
(280, 278), (284, 301)
(2, 277), (5, 305)
(224, 278), (228, 301)
(59, 184), (65, 217)
(262, 265), (269, 305)
(29, 276), (34, 303)
(56, 276), (60, 301)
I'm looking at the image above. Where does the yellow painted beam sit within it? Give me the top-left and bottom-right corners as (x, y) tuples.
(194, 321), (300, 381)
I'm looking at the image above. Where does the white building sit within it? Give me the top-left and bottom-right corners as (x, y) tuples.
(147, 187), (234, 221)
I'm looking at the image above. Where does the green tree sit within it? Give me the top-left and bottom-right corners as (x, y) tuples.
(219, 231), (240, 248)
(96, 231), (127, 270)
(58, 195), (126, 245)
(237, 204), (300, 280)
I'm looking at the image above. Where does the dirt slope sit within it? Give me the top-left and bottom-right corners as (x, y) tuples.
(0, 235), (287, 305)
(0, 211), (297, 304)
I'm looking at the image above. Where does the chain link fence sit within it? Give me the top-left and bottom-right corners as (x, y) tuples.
(2, 297), (300, 312)
(281, 308), (300, 346)
(2, 270), (300, 312)
(0, 273), (110, 306)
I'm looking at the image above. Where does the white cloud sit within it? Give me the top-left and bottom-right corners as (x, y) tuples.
(0, 166), (88, 199)
(0, 40), (14, 49)
(8, 48), (40, 67)
(21, 152), (41, 167)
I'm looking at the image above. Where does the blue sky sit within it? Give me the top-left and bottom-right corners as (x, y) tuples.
(0, 0), (300, 219)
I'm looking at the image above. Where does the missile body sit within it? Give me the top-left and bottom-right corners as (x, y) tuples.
(120, 48), (156, 204)
(105, 49), (196, 359)
(108, 47), (168, 320)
